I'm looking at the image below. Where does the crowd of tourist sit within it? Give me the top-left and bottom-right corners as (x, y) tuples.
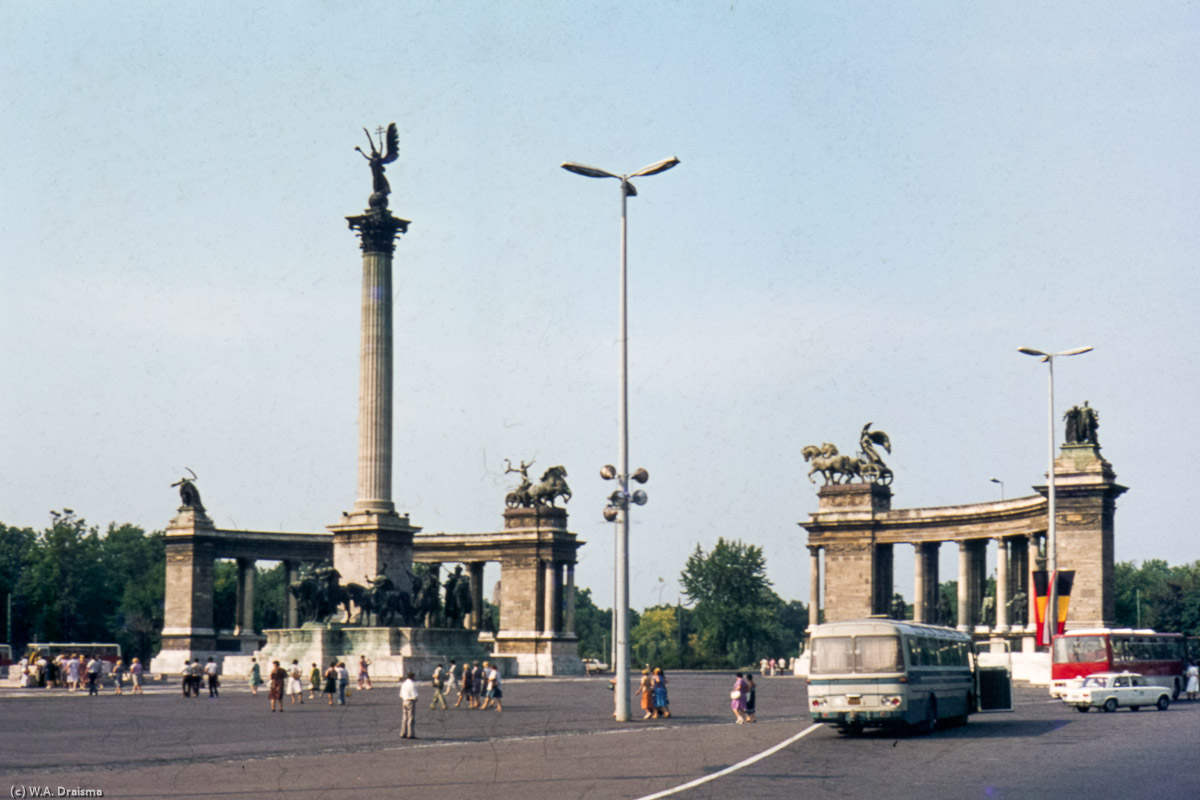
(12, 651), (145, 696)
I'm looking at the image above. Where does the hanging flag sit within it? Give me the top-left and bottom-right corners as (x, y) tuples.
(1054, 571), (1076, 636)
(1032, 570), (1051, 647)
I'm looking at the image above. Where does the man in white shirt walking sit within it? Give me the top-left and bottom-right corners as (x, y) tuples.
(399, 671), (418, 739)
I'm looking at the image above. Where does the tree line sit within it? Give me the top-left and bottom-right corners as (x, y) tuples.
(3, 513), (1197, 667)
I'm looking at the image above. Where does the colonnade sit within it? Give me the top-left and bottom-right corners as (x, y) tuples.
(807, 535), (1037, 632)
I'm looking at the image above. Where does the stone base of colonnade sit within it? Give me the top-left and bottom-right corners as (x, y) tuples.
(221, 622), (508, 680)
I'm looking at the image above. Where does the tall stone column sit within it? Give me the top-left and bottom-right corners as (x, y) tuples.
(329, 196), (419, 597)
(564, 563), (577, 634)
(468, 561), (485, 630)
(872, 543), (894, 616)
(808, 546), (821, 631)
(543, 560), (559, 634)
(284, 560), (300, 629)
(913, 543), (926, 623)
(995, 538), (1009, 632)
(234, 558), (256, 636)
(957, 541), (970, 631)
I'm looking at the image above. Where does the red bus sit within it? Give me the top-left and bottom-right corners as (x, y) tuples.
(1051, 628), (1187, 699)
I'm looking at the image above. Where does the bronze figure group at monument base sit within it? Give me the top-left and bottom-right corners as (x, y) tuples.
(804, 422), (894, 486)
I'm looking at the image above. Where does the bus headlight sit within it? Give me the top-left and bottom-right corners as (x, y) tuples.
(880, 695), (902, 707)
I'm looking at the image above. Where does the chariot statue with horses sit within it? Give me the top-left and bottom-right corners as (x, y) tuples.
(504, 459), (572, 508)
(803, 423), (894, 486)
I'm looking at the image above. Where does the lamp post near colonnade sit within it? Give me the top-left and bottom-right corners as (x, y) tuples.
(561, 156), (679, 722)
(1017, 345), (1092, 647)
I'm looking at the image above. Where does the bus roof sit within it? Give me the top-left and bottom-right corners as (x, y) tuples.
(1059, 628), (1181, 637)
(810, 618), (972, 641)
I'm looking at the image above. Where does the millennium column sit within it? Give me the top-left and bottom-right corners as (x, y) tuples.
(328, 123), (420, 600)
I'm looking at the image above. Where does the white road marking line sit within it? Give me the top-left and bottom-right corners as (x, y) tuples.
(634, 723), (825, 800)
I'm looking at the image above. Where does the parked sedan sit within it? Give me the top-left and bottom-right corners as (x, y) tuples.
(1063, 672), (1171, 713)
(582, 658), (609, 675)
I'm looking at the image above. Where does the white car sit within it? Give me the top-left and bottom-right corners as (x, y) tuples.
(582, 658), (608, 675)
(1063, 672), (1171, 713)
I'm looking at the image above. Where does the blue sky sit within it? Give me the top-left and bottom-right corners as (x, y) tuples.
(2, 2), (1197, 612)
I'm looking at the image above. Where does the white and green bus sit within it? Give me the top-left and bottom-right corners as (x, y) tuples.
(807, 617), (1011, 735)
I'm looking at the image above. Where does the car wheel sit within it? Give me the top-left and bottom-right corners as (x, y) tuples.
(1102, 698), (1118, 713)
(1156, 695), (1170, 711)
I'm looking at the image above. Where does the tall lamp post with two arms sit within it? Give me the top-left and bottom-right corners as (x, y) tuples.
(561, 156), (680, 721)
(1017, 345), (1093, 648)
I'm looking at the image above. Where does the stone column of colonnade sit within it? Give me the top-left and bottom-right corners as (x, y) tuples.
(912, 542), (939, 624)
(995, 538), (1009, 631)
(284, 560), (300, 629)
(543, 560), (559, 633)
(564, 563), (577, 633)
(468, 561), (485, 630)
(234, 558), (256, 637)
(808, 546), (821, 630)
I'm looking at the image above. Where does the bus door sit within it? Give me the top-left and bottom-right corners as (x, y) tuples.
(973, 639), (1014, 712)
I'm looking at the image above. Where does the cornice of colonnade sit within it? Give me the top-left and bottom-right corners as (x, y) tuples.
(411, 529), (585, 563)
(803, 492), (1050, 546)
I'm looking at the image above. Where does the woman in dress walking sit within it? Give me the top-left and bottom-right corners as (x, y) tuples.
(730, 672), (749, 724)
(638, 669), (655, 719)
(743, 673), (757, 722)
(652, 667), (671, 718)
(268, 661), (287, 712)
(323, 661), (339, 706)
(288, 660), (304, 704)
(1186, 661), (1199, 701)
(248, 657), (263, 696)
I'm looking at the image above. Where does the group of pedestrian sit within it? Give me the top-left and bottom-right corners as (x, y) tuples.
(730, 672), (757, 724)
(759, 657), (791, 676)
(180, 657), (220, 698)
(440, 659), (502, 711)
(636, 667), (671, 719)
(15, 651), (142, 695)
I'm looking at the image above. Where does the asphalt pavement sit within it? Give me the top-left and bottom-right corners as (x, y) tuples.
(3, 673), (1198, 800)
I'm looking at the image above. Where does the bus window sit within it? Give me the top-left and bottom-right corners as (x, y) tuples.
(810, 636), (854, 674)
(1053, 636), (1106, 664)
(857, 636), (903, 673)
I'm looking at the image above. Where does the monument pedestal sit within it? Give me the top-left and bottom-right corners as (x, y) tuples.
(491, 506), (583, 676)
(222, 622), (503, 680)
(328, 511), (420, 598)
(151, 507), (222, 676)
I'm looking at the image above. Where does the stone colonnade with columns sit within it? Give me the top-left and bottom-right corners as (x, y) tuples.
(802, 443), (1126, 644)
(151, 505), (583, 677)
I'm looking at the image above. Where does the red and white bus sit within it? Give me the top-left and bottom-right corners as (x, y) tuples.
(1051, 628), (1187, 699)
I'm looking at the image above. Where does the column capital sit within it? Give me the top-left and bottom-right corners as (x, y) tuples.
(347, 207), (409, 253)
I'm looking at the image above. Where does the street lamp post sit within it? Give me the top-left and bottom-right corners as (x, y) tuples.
(562, 156), (679, 721)
(1018, 345), (1092, 646)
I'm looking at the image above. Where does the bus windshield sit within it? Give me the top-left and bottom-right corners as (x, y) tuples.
(811, 635), (903, 674)
(1053, 636), (1107, 664)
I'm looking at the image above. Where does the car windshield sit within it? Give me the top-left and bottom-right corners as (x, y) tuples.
(1081, 676), (1109, 688)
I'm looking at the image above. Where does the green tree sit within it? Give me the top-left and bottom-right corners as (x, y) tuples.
(0, 523), (36, 644)
(680, 538), (784, 668)
(631, 606), (680, 668)
(98, 523), (164, 662)
(254, 562), (287, 632)
(573, 587), (611, 660)
(1115, 559), (1200, 635)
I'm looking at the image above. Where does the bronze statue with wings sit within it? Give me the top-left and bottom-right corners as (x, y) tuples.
(355, 123), (400, 198)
